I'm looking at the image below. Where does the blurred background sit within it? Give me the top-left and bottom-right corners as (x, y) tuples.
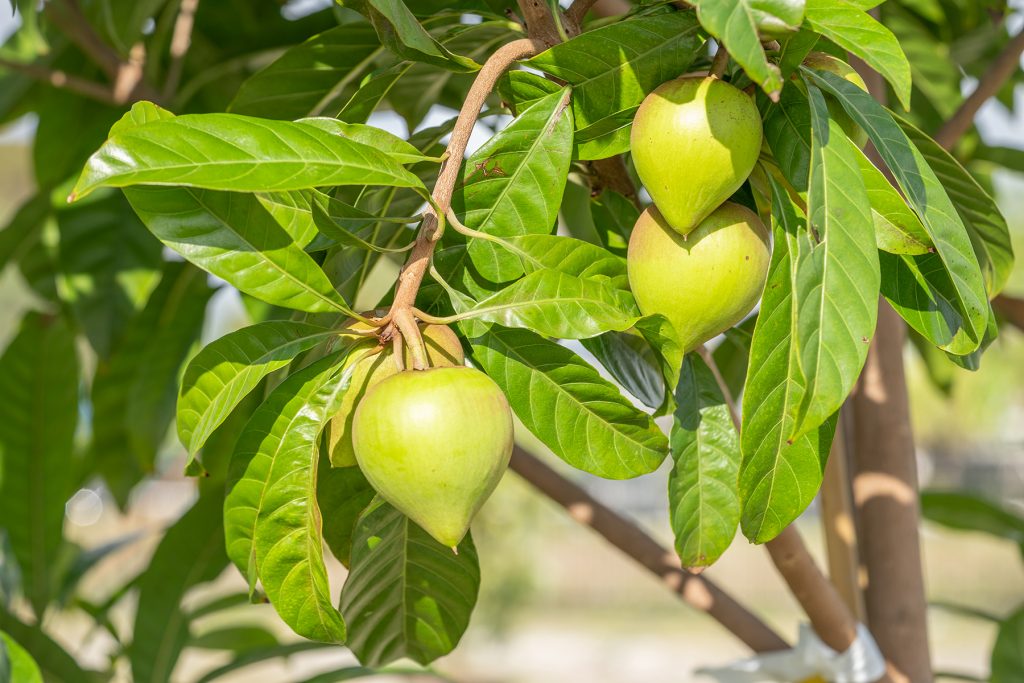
(1, 2), (1023, 682)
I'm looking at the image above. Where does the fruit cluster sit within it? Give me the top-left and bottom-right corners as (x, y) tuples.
(627, 75), (771, 352)
(333, 319), (514, 550)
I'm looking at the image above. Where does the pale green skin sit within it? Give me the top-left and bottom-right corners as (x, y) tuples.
(803, 52), (868, 148)
(351, 366), (514, 548)
(627, 202), (771, 352)
(631, 76), (762, 235)
(328, 323), (464, 467)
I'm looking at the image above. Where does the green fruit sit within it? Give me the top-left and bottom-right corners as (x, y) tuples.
(327, 321), (464, 468)
(803, 52), (868, 148)
(627, 202), (771, 352)
(631, 76), (762, 235)
(352, 367), (514, 548)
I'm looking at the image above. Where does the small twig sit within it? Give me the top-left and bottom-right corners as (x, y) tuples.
(588, 156), (642, 209)
(516, 0), (563, 48)
(113, 42), (147, 105)
(565, 0), (599, 26)
(162, 0), (201, 101)
(933, 28), (1024, 149)
(509, 446), (789, 653)
(710, 43), (730, 79)
(0, 58), (116, 104)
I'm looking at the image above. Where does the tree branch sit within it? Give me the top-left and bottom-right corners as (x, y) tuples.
(565, 0), (599, 26)
(162, 0), (201, 102)
(516, 0), (564, 47)
(384, 38), (543, 342)
(993, 294), (1024, 331)
(933, 28), (1024, 150)
(0, 58), (116, 104)
(509, 446), (789, 653)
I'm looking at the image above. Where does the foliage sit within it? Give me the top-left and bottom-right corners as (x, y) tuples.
(0, 0), (1019, 678)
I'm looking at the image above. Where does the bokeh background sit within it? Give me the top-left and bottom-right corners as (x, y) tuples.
(1, 2), (1023, 682)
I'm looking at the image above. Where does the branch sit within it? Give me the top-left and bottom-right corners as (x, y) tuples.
(162, 0), (201, 101)
(516, 0), (564, 47)
(710, 44), (730, 78)
(0, 58), (116, 104)
(384, 39), (543, 340)
(565, 0), (599, 26)
(993, 294), (1024, 331)
(509, 446), (790, 653)
(933, 28), (1024, 150)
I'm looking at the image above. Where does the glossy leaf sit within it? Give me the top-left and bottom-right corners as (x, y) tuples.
(760, 82), (812, 191)
(452, 87), (574, 281)
(357, 0), (479, 72)
(854, 148), (932, 255)
(462, 268), (639, 340)
(310, 196), (415, 253)
(125, 186), (355, 314)
(0, 630), (43, 683)
(803, 0), (912, 109)
(790, 84), (878, 440)
(0, 313), (78, 618)
(740, 175), (838, 542)
(230, 23), (383, 119)
(225, 354), (351, 642)
(669, 353), (741, 568)
(466, 324), (667, 479)
(582, 331), (664, 410)
(694, 1), (784, 96)
(337, 63), (412, 123)
(806, 69), (988, 353)
(297, 118), (431, 165)
(505, 233), (630, 293)
(132, 492), (228, 683)
(72, 113), (422, 200)
(317, 456), (376, 568)
(178, 321), (340, 461)
(526, 12), (704, 159)
(897, 115), (1013, 295)
(340, 500), (480, 666)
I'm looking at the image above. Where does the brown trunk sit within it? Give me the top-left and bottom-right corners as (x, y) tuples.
(820, 412), (866, 621)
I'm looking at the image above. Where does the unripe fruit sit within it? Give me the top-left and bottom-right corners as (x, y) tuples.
(631, 76), (762, 235)
(802, 52), (868, 148)
(352, 367), (514, 548)
(627, 202), (771, 352)
(327, 321), (464, 467)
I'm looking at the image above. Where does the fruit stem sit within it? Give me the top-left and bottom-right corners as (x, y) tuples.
(393, 307), (428, 371)
(710, 43), (730, 79)
(391, 333), (405, 372)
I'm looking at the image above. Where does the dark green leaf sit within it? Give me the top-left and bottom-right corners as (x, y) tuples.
(0, 313), (78, 618)
(803, 0), (912, 108)
(190, 626), (278, 652)
(230, 23), (383, 119)
(0, 630), (42, 683)
(132, 492), (228, 683)
(466, 325), (667, 478)
(0, 193), (49, 274)
(582, 331), (664, 409)
(340, 500), (480, 666)
(920, 490), (1024, 546)
(317, 455), (376, 568)
(669, 353), (741, 567)
(992, 605), (1024, 682)
(0, 608), (103, 683)
(760, 82), (812, 190)
(357, 0), (479, 72)
(855, 148), (933, 255)
(99, 0), (169, 53)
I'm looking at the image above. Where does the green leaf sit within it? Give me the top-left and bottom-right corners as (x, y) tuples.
(920, 491), (1024, 547)
(257, 191), (320, 248)
(178, 321), (340, 461)
(0, 313), (78, 618)
(582, 331), (664, 410)
(669, 353), (741, 567)
(357, 0), (479, 72)
(790, 83), (878, 439)
(805, 69), (988, 353)
(803, 0), (912, 109)
(190, 626), (279, 652)
(90, 262), (212, 504)
(0, 608), (103, 683)
(337, 63), (413, 124)
(100, 0), (169, 53)
(72, 113), (423, 200)
(0, 193), (49, 278)
(526, 12), (704, 159)
(55, 192), (163, 358)
(340, 500), (480, 666)
(224, 354), (352, 642)
(992, 605), (1024, 683)
(132, 492), (228, 683)
(125, 186), (355, 314)
(505, 233), (630, 292)
(740, 175), (838, 542)
(310, 195), (415, 253)
(896, 115), (1013, 295)
(195, 643), (340, 683)
(0, 630), (42, 683)
(466, 325), (667, 478)
(854, 148), (933, 255)
(451, 87), (574, 281)
(462, 268), (638, 340)
(760, 82), (812, 190)
(297, 118), (432, 165)
(694, 1), (783, 96)
(230, 23), (383, 119)
(317, 455), (376, 568)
